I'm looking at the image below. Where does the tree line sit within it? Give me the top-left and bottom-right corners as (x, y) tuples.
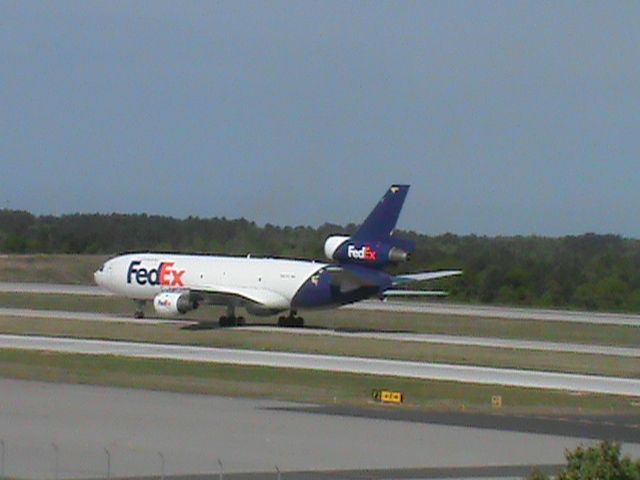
(2, 209), (640, 312)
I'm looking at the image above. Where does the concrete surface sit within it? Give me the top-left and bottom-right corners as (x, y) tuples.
(0, 334), (639, 395)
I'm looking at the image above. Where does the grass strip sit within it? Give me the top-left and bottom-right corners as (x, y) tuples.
(0, 348), (637, 414)
(0, 315), (639, 379)
(0, 254), (106, 285)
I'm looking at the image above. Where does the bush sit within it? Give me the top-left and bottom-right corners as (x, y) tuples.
(528, 441), (640, 480)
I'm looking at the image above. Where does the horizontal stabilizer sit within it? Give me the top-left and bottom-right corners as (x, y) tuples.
(325, 264), (392, 288)
(387, 236), (416, 254)
(393, 270), (462, 286)
(383, 289), (448, 297)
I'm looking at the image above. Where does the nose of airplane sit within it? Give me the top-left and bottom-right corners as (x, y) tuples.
(94, 266), (106, 286)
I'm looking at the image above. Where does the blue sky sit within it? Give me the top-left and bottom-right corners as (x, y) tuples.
(2, 1), (639, 236)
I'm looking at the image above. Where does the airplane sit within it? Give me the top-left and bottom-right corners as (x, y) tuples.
(94, 185), (461, 327)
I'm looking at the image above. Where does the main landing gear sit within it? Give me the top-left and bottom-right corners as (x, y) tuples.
(277, 311), (304, 328)
(219, 305), (245, 327)
(134, 300), (146, 319)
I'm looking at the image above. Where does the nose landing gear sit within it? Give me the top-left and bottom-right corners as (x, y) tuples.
(133, 300), (146, 319)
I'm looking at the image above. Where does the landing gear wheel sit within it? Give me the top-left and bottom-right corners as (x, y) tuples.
(277, 314), (304, 328)
(133, 300), (146, 319)
(219, 305), (242, 328)
(219, 315), (245, 327)
(219, 315), (231, 327)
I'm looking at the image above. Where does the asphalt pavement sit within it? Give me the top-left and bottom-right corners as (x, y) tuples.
(1, 379), (637, 479)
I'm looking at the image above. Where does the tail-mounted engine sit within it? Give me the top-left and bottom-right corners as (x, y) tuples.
(323, 235), (414, 268)
(153, 291), (197, 316)
(324, 235), (351, 260)
(322, 185), (417, 269)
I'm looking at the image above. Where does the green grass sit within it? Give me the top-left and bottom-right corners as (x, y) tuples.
(0, 348), (637, 414)
(0, 315), (638, 379)
(1, 291), (640, 347)
(0, 292), (136, 312)
(0, 254), (107, 284)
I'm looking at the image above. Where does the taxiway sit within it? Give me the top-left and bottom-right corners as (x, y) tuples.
(0, 334), (638, 395)
(1, 379), (638, 479)
(2, 281), (640, 326)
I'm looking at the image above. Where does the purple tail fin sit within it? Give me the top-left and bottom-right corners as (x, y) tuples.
(352, 185), (410, 241)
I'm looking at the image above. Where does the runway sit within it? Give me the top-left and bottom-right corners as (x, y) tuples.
(0, 281), (113, 296)
(1, 305), (638, 358)
(241, 325), (640, 358)
(0, 306), (183, 325)
(1, 334), (639, 395)
(345, 299), (640, 326)
(2, 281), (640, 326)
(3, 379), (633, 479)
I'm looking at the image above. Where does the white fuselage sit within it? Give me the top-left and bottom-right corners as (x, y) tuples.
(94, 253), (327, 310)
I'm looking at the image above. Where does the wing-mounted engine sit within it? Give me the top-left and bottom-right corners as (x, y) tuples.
(153, 291), (197, 316)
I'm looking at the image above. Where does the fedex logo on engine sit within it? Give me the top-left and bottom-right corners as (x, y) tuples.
(127, 261), (185, 287)
(347, 244), (377, 261)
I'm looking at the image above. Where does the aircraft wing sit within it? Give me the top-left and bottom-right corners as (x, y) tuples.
(190, 285), (290, 309)
(392, 270), (462, 286)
